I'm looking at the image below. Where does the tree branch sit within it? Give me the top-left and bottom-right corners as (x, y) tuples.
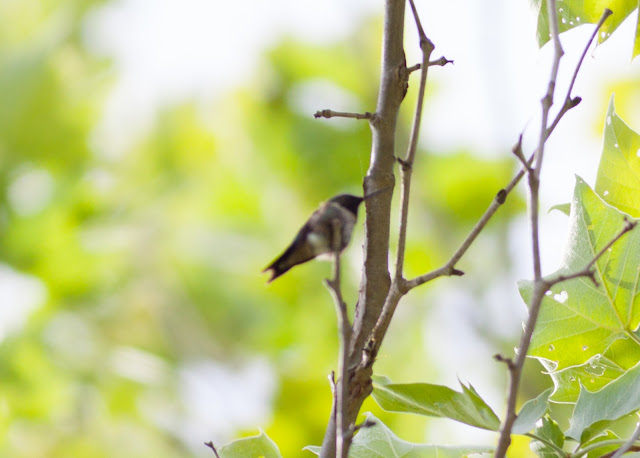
(204, 442), (221, 458)
(314, 109), (376, 121)
(324, 219), (352, 458)
(394, 0), (434, 282)
(365, 0), (436, 352)
(546, 8), (613, 136)
(405, 7), (610, 293)
(407, 56), (453, 74)
(494, 6), (612, 456)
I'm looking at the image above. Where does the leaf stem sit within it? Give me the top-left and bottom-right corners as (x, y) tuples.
(524, 432), (567, 456)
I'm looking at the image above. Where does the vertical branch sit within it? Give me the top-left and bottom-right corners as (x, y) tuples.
(495, 1), (563, 455)
(318, 3), (407, 455)
(369, 0), (439, 347)
(324, 219), (352, 458)
(394, 0), (434, 282)
(350, 0), (406, 359)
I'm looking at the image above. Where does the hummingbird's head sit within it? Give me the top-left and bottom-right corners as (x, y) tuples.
(329, 194), (364, 215)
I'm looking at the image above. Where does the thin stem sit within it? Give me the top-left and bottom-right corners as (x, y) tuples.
(314, 109), (376, 120)
(394, 0), (434, 281)
(496, 0), (564, 455)
(610, 421), (640, 458)
(324, 219), (352, 458)
(546, 8), (612, 136)
(495, 6), (613, 456)
(204, 442), (221, 458)
(574, 438), (640, 458)
(543, 218), (636, 288)
(524, 432), (567, 456)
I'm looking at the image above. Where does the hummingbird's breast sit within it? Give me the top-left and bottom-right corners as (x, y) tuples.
(307, 202), (357, 256)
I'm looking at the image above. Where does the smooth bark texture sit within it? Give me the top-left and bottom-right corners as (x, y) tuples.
(319, 0), (406, 456)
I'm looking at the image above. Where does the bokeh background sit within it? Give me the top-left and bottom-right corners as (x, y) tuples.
(1, 0), (639, 456)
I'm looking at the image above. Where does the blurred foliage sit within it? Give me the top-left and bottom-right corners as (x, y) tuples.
(0, 1), (531, 458)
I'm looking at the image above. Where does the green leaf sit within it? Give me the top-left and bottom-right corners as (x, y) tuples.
(582, 430), (621, 458)
(512, 388), (552, 434)
(566, 359), (640, 444)
(534, 0), (640, 59)
(351, 413), (493, 457)
(218, 430), (282, 458)
(548, 203), (570, 216)
(518, 177), (640, 372)
(303, 414), (494, 457)
(372, 378), (501, 431)
(530, 416), (564, 458)
(540, 337), (640, 403)
(595, 96), (640, 217)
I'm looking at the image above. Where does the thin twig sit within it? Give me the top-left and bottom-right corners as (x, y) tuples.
(314, 109), (375, 120)
(511, 133), (531, 171)
(365, 0), (434, 347)
(576, 439), (640, 458)
(324, 219), (352, 458)
(494, 6), (612, 457)
(546, 8), (613, 136)
(394, 0), (434, 282)
(405, 8), (611, 294)
(544, 218), (637, 288)
(493, 353), (515, 369)
(204, 442), (221, 458)
(407, 56), (454, 73)
(428, 56), (454, 67)
(350, 419), (377, 434)
(610, 421), (640, 458)
(495, 1), (564, 454)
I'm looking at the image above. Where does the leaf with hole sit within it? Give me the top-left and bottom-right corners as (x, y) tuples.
(534, 0), (640, 59)
(539, 337), (640, 402)
(566, 359), (640, 444)
(518, 177), (640, 375)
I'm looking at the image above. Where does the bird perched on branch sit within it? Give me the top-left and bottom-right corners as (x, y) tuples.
(263, 188), (388, 282)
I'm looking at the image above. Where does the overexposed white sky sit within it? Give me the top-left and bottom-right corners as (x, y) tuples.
(83, 0), (640, 266)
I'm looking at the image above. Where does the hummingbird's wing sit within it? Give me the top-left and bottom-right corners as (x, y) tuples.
(262, 219), (318, 283)
(262, 202), (355, 283)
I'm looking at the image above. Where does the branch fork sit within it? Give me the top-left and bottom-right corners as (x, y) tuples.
(316, 2), (613, 458)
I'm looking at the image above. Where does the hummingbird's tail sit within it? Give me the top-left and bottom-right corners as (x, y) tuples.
(262, 261), (292, 283)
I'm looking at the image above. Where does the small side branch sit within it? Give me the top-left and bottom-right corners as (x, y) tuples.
(204, 442), (221, 458)
(314, 109), (375, 121)
(547, 8), (612, 135)
(405, 8), (611, 295)
(544, 218), (637, 288)
(324, 219), (353, 458)
(394, 0), (434, 281)
(407, 56), (453, 73)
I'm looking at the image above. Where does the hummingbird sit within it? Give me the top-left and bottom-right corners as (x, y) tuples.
(263, 188), (387, 283)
